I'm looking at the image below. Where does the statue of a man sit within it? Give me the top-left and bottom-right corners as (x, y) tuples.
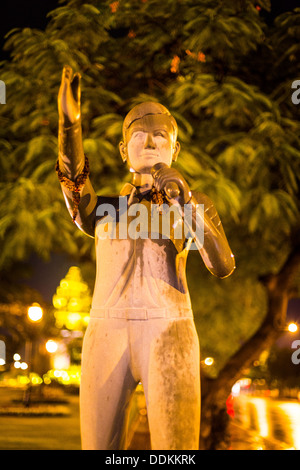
(56, 66), (235, 450)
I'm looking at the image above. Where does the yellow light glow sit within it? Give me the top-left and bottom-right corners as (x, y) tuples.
(13, 353), (21, 361)
(31, 374), (43, 385)
(27, 303), (43, 322)
(278, 402), (300, 449)
(45, 366), (81, 386)
(52, 295), (67, 309)
(204, 357), (214, 366)
(288, 323), (298, 333)
(45, 340), (58, 354)
(18, 375), (30, 385)
(250, 397), (269, 438)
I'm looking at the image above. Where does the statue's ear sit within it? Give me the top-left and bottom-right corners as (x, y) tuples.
(119, 141), (127, 162)
(172, 141), (180, 162)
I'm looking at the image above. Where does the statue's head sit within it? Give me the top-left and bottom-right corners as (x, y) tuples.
(119, 102), (180, 174)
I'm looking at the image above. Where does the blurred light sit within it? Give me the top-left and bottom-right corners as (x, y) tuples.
(232, 382), (240, 396)
(20, 362), (28, 370)
(288, 323), (298, 333)
(231, 378), (252, 397)
(30, 374), (42, 385)
(278, 402), (300, 449)
(0, 359), (5, 366)
(204, 357), (214, 366)
(226, 394), (235, 418)
(60, 280), (69, 289)
(27, 303), (43, 322)
(18, 375), (30, 385)
(14, 361), (21, 369)
(45, 340), (58, 354)
(240, 378), (251, 388)
(53, 353), (70, 370)
(53, 295), (67, 309)
(250, 397), (269, 438)
(13, 353), (21, 361)
(60, 330), (71, 337)
(45, 366), (81, 386)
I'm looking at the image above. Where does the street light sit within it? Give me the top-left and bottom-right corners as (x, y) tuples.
(288, 323), (298, 333)
(204, 357), (214, 366)
(27, 303), (43, 323)
(45, 340), (58, 354)
(24, 302), (44, 407)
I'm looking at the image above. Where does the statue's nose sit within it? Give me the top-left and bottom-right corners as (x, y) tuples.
(144, 133), (155, 149)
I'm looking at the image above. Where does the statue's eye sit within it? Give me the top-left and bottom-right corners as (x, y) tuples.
(132, 131), (144, 139)
(155, 131), (166, 138)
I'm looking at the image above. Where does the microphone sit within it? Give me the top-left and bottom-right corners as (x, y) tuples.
(150, 164), (204, 252)
(151, 163), (180, 201)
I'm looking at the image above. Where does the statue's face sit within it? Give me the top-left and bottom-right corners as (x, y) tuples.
(120, 114), (180, 174)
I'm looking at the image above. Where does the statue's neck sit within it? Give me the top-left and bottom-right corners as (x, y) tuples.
(131, 172), (153, 192)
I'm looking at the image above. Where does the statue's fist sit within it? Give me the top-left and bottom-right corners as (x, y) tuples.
(58, 65), (81, 127)
(151, 163), (191, 206)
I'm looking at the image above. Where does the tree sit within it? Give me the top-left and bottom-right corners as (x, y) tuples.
(1, 0), (300, 448)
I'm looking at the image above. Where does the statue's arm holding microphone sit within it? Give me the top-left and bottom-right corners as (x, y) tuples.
(150, 162), (236, 278)
(56, 66), (235, 278)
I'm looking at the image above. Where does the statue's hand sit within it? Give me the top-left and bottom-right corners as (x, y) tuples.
(151, 163), (191, 206)
(58, 65), (81, 127)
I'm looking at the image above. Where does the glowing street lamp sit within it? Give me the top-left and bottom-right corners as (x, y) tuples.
(204, 357), (214, 366)
(27, 303), (43, 323)
(24, 302), (44, 407)
(288, 323), (298, 333)
(45, 340), (58, 354)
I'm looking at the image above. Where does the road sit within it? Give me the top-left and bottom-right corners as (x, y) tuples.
(0, 387), (299, 450)
(232, 394), (300, 450)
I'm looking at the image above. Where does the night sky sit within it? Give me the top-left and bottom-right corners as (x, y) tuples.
(0, 0), (60, 59)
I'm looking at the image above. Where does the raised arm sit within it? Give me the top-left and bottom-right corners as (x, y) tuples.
(57, 66), (98, 237)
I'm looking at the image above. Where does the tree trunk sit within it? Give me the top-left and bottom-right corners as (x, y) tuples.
(199, 246), (300, 450)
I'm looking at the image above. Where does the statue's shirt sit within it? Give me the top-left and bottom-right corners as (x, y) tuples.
(90, 186), (193, 320)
